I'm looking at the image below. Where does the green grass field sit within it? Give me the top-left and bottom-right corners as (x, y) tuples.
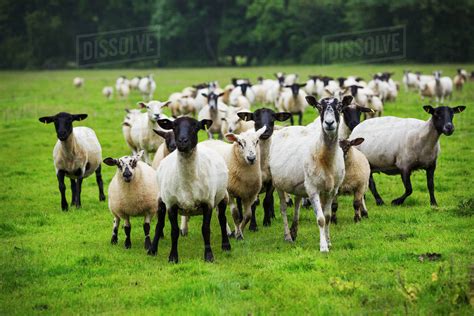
(0, 64), (473, 315)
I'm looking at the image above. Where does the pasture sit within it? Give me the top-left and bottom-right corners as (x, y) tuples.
(0, 64), (473, 314)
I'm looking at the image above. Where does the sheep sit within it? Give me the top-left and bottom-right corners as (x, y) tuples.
(229, 83), (256, 106)
(331, 138), (370, 224)
(73, 77), (84, 88)
(419, 80), (436, 102)
(193, 82), (218, 113)
(148, 117), (231, 262)
(115, 76), (126, 92)
(403, 70), (419, 91)
(220, 107), (255, 135)
(124, 100), (171, 163)
(39, 112), (105, 211)
(103, 150), (159, 249)
(222, 84), (234, 105)
(195, 127), (267, 239)
(122, 109), (142, 154)
(284, 73), (298, 85)
(138, 74), (156, 100)
(151, 129), (176, 170)
(275, 83), (308, 125)
(102, 86), (113, 100)
(453, 68), (467, 91)
(365, 94), (383, 119)
(251, 81), (268, 103)
(197, 91), (228, 139)
(304, 75), (322, 96)
(269, 96), (352, 251)
(433, 71), (453, 104)
(118, 82), (130, 99)
(350, 105), (465, 206)
(130, 76), (141, 90)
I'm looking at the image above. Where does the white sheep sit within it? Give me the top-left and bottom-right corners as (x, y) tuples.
(116, 76), (126, 91)
(403, 70), (419, 91)
(130, 76), (141, 90)
(39, 112), (105, 211)
(284, 73), (298, 85)
(275, 83), (308, 125)
(102, 86), (113, 100)
(220, 107), (255, 135)
(197, 91), (228, 139)
(350, 105), (465, 206)
(453, 70), (466, 91)
(148, 117), (231, 262)
(365, 94), (383, 119)
(73, 77), (84, 88)
(229, 83), (255, 106)
(103, 150), (159, 249)
(118, 82), (130, 99)
(138, 74), (156, 100)
(270, 96), (352, 251)
(433, 71), (453, 104)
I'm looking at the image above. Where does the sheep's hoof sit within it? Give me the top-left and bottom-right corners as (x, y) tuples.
(391, 198), (405, 206)
(168, 254), (179, 263)
(61, 203), (68, 211)
(290, 225), (298, 241)
(361, 210), (369, 218)
(144, 237), (151, 250)
(147, 248), (157, 256)
(320, 245), (329, 253)
(124, 239), (131, 249)
(330, 214), (338, 224)
(354, 215), (361, 223)
(284, 235), (294, 243)
(180, 229), (188, 237)
(228, 231), (235, 238)
(286, 198), (293, 207)
(204, 250), (214, 262)
(222, 243), (231, 251)
(99, 194), (106, 202)
(375, 198), (385, 206)
(111, 235), (118, 245)
(236, 234), (244, 241)
(249, 223), (258, 232)
(262, 221), (271, 227)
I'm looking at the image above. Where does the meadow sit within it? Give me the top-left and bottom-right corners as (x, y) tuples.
(0, 64), (473, 315)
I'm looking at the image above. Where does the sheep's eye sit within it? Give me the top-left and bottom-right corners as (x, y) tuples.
(118, 165), (123, 170)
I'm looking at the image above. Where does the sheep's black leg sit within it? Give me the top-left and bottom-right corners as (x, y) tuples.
(353, 200), (362, 222)
(70, 178), (76, 206)
(143, 222), (151, 250)
(95, 165), (106, 201)
(201, 204), (214, 262)
(298, 111), (303, 125)
(392, 170), (413, 206)
(236, 197), (243, 222)
(75, 177), (83, 208)
(249, 201), (258, 232)
(148, 200), (166, 256)
(218, 199), (231, 251)
(369, 173), (384, 205)
(111, 216), (119, 244)
(168, 205), (180, 263)
(426, 165), (438, 206)
(263, 182), (275, 226)
(124, 222), (131, 249)
(330, 199), (338, 224)
(290, 115), (294, 125)
(57, 170), (68, 211)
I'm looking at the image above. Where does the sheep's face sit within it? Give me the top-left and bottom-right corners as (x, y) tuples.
(339, 138), (365, 159)
(285, 83), (306, 98)
(424, 105), (465, 136)
(239, 83), (251, 96)
(103, 151), (143, 183)
(348, 85), (363, 97)
(305, 95), (353, 137)
(226, 127), (266, 165)
(39, 112), (88, 141)
(202, 92), (224, 110)
(158, 117), (212, 153)
(153, 129), (176, 153)
(342, 105), (373, 131)
(222, 109), (242, 134)
(140, 101), (170, 122)
(237, 108), (291, 140)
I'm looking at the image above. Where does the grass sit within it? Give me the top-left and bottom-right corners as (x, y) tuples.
(0, 64), (473, 315)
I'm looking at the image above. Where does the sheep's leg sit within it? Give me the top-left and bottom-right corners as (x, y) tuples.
(75, 177), (83, 208)
(392, 169), (413, 206)
(57, 170), (68, 211)
(201, 204), (214, 262)
(168, 205), (180, 263)
(111, 215), (120, 244)
(361, 195), (369, 218)
(207, 130), (212, 139)
(426, 165), (438, 207)
(236, 197), (243, 222)
(277, 190), (292, 242)
(369, 173), (384, 205)
(323, 198), (333, 248)
(124, 217), (131, 249)
(148, 200), (166, 255)
(263, 182), (275, 226)
(290, 196), (302, 241)
(331, 196), (338, 224)
(180, 216), (189, 236)
(143, 214), (152, 250)
(238, 199), (254, 240)
(298, 111), (303, 125)
(70, 178), (76, 206)
(217, 199), (231, 251)
(310, 193), (329, 252)
(353, 198), (362, 223)
(95, 165), (106, 201)
(289, 115), (294, 125)
(249, 201), (258, 232)
(230, 197), (242, 238)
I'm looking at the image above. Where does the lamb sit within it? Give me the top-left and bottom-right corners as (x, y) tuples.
(103, 150), (159, 249)
(138, 74), (156, 100)
(73, 77), (84, 88)
(102, 86), (113, 100)
(331, 138), (370, 223)
(148, 117), (231, 263)
(39, 112), (105, 210)
(275, 83), (308, 125)
(124, 100), (171, 163)
(197, 91), (228, 139)
(403, 70), (419, 91)
(453, 68), (467, 91)
(432, 71), (453, 104)
(151, 129), (176, 170)
(220, 107), (255, 135)
(350, 105), (465, 206)
(269, 96), (352, 251)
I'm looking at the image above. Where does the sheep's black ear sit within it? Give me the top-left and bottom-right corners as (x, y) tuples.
(357, 106), (374, 113)
(305, 96), (321, 111)
(341, 95), (353, 106)
(103, 158), (117, 166)
(39, 115), (55, 124)
(237, 112), (254, 121)
(157, 119), (174, 130)
(201, 93), (208, 98)
(298, 83), (306, 88)
(199, 119), (213, 130)
(452, 106), (466, 114)
(153, 129), (167, 139)
(284, 85), (291, 88)
(162, 101), (171, 108)
(138, 102), (147, 108)
(423, 105), (434, 114)
(218, 92), (225, 98)
(273, 112), (291, 122)
(72, 114), (88, 121)
(350, 138), (364, 147)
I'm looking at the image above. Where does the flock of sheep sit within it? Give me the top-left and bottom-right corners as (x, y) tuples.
(41, 69), (467, 262)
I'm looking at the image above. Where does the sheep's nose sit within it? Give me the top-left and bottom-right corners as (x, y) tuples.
(154, 114), (160, 120)
(443, 123), (454, 135)
(325, 120), (335, 127)
(247, 155), (256, 164)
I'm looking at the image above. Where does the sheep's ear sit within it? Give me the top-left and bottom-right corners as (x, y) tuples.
(423, 105), (434, 114)
(225, 133), (239, 143)
(324, 88), (332, 95)
(299, 83), (306, 88)
(357, 106), (374, 113)
(218, 92), (225, 98)
(255, 126), (267, 138)
(284, 85), (291, 88)
(135, 150), (144, 161)
(341, 95), (353, 106)
(199, 119), (213, 130)
(138, 102), (148, 108)
(350, 138), (364, 147)
(237, 112), (254, 121)
(157, 119), (174, 130)
(201, 93), (208, 98)
(103, 157), (117, 166)
(72, 114), (88, 121)
(39, 115), (55, 124)
(162, 101), (171, 108)
(452, 106), (466, 114)
(306, 95), (321, 111)
(273, 112), (291, 122)
(153, 129), (167, 139)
